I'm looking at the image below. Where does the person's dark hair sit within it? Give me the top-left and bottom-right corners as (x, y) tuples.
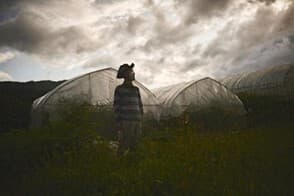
(117, 63), (135, 79)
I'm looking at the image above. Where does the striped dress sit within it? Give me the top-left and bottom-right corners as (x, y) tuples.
(113, 84), (144, 122)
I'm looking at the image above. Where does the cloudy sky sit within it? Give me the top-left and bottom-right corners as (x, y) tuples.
(0, 0), (293, 88)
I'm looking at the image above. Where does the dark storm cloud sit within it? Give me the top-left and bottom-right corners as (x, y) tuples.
(142, 0), (293, 57)
(175, 0), (233, 25)
(0, 0), (125, 10)
(143, 27), (192, 51)
(248, 0), (276, 5)
(0, 0), (104, 58)
(232, 2), (294, 65)
(228, 34), (294, 74)
(275, 2), (294, 32)
(126, 16), (145, 34)
(178, 58), (205, 72)
(0, 0), (21, 10)
(138, 0), (234, 52)
(199, 1), (294, 78)
(246, 0), (294, 33)
(138, 0), (194, 51)
(0, 0), (60, 10)
(0, 12), (45, 52)
(0, 12), (99, 56)
(203, 6), (277, 59)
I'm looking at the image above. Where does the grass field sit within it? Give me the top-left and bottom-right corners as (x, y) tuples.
(1, 100), (293, 196)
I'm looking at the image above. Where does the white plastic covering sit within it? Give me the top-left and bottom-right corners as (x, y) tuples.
(221, 64), (294, 98)
(31, 68), (160, 127)
(153, 77), (246, 118)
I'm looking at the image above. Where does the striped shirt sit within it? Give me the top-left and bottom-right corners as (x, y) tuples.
(113, 84), (144, 122)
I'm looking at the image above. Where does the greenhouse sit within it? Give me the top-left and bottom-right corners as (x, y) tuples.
(31, 68), (160, 128)
(153, 77), (246, 118)
(221, 64), (294, 98)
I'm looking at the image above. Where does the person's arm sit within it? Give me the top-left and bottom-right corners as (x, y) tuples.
(137, 88), (144, 116)
(113, 87), (121, 125)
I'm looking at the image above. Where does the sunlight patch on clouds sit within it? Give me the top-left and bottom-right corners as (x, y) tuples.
(0, 51), (15, 63)
(0, 71), (13, 81)
(271, 0), (292, 13)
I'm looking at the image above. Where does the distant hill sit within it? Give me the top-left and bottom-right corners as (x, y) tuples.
(0, 80), (65, 132)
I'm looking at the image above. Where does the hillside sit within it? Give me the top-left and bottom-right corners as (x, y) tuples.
(0, 80), (65, 132)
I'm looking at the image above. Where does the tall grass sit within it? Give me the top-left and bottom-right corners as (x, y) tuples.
(0, 101), (293, 195)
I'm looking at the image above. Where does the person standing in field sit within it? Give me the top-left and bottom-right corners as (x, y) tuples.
(113, 63), (144, 156)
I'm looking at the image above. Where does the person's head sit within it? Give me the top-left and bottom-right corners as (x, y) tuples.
(117, 63), (135, 81)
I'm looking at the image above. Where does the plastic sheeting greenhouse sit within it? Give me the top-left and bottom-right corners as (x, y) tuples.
(222, 64), (294, 98)
(153, 77), (246, 118)
(31, 68), (160, 127)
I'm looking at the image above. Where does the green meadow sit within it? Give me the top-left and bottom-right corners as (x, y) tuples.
(0, 95), (293, 195)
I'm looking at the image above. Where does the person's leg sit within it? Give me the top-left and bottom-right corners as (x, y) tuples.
(117, 122), (128, 156)
(117, 121), (134, 156)
(129, 121), (142, 152)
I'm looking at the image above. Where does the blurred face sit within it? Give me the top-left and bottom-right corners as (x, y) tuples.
(125, 69), (135, 81)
